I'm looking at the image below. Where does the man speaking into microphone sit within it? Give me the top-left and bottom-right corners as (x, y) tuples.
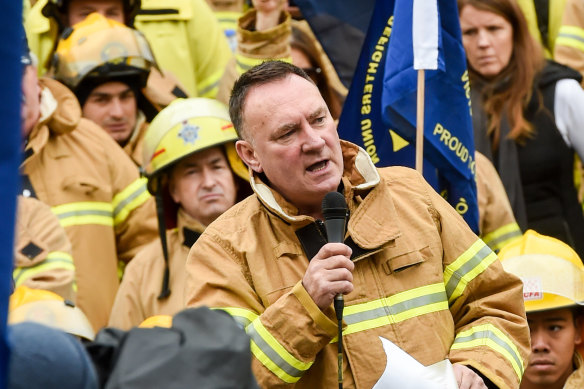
(184, 61), (529, 389)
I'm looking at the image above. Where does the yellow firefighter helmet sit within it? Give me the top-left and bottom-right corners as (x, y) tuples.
(499, 229), (584, 313)
(9, 286), (95, 340)
(51, 12), (155, 94)
(142, 97), (248, 195)
(139, 315), (173, 329)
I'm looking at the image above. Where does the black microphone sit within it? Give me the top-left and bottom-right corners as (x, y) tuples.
(321, 191), (348, 389)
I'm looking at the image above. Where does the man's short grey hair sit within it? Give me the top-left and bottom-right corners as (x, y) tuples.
(228, 61), (315, 142)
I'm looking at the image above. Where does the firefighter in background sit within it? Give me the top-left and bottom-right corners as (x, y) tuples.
(51, 13), (160, 167)
(108, 98), (251, 330)
(20, 34), (157, 330)
(25, 0), (231, 98)
(500, 230), (584, 389)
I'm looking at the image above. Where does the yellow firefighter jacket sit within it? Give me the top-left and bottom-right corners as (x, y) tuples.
(21, 78), (158, 330)
(565, 351), (584, 389)
(554, 0), (584, 85)
(14, 195), (76, 301)
(476, 152), (522, 253)
(109, 209), (204, 330)
(24, 0), (232, 98)
(185, 141), (530, 389)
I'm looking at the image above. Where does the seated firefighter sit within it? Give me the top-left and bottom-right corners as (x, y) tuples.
(51, 13), (179, 167)
(500, 230), (584, 389)
(108, 98), (251, 330)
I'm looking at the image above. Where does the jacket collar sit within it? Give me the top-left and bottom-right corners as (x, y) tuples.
(177, 208), (205, 248)
(250, 140), (400, 249)
(24, 79), (82, 163)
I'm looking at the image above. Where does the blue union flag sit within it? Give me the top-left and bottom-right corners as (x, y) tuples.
(337, 0), (479, 232)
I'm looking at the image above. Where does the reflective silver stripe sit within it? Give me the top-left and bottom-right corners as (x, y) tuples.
(57, 209), (112, 219)
(247, 322), (305, 379)
(344, 290), (447, 325)
(113, 183), (148, 218)
(445, 242), (495, 302)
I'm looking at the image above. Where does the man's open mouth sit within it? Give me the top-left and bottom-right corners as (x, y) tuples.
(307, 160), (328, 172)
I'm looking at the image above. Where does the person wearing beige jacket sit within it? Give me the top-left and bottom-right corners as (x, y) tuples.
(185, 61), (530, 389)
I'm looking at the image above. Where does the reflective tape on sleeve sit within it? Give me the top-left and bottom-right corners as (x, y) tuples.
(444, 240), (497, 303)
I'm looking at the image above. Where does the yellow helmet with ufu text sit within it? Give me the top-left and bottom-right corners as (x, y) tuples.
(499, 229), (584, 313)
(142, 97), (248, 195)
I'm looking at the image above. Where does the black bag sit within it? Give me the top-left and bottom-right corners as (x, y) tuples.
(86, 307), (259, 389)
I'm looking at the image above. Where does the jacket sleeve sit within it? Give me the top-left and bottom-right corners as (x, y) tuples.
(14, 196), (76, 301)
(555, 0), (584, 85)
(185, 230), (339, 388)
(95, 122), (157, 263)
(425, 185), (530, 389)
(475, 152), (522, 253)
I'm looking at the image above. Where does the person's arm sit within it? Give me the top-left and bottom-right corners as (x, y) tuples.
(185, 229), (349, 387)
(97, 121), (157, 263)
(424, 184), (530, 389)
(475, 152), (522, 253)
(13, 196), (76, 301)
(554, 78), (584, 161)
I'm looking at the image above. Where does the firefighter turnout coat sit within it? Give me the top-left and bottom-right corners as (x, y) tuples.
(185, 141), (530, 389)
(21, 78), (157, 330)
(109, 209), (204, 330)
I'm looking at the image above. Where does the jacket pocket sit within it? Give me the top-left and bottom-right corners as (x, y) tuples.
(384, 247), (427, 274)
(61, 176), (112, 202)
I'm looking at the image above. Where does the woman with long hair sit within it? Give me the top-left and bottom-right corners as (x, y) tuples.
(458, 0), (584, 257)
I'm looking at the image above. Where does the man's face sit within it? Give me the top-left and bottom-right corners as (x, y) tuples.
(235, 74), (343, 218)
(522, 308), (582, 388)
(21, 65), (41, 139)
(82, 81), (137, 146)
(169, 146), (238, 227)
(68, 0), (124, 25)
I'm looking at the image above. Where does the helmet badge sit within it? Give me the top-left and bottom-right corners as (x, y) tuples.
(178, 120), (199, 145)
(521, 277), (543, 301)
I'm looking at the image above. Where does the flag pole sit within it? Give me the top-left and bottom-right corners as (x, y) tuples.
(416, 69), (425, 174)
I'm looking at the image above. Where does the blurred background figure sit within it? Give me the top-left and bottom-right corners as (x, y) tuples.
(204, 0), (247, 52)
(25, 0), (230, 98)
(51, 13), (158, 167)
(108, 98), (250, 330)
(500, 230), (584, 389)
(458, 0), (584, 258)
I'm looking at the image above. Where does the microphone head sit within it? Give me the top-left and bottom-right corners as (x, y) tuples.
(322, 191), (347, 220)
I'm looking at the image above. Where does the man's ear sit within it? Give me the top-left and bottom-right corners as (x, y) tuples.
(236, 140), (263, 173)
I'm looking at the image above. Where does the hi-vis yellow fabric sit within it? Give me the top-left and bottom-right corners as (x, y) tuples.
(21, 78), (157, 330)
(186, 141), (530, 389)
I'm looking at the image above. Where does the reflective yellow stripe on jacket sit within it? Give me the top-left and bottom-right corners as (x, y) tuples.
(13, 251), (75, 287)
(451, 323), (525, 381)
(444, 239), (498, 303)
(247, 317), (314, 383)
(216, 307), (311, 383)
(338, 283), (448, 339)
(197, 68), (224, 98)
(482, 222), (522, 253)
(52, 178), (150, 228)
(557, 25), (584, 52)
